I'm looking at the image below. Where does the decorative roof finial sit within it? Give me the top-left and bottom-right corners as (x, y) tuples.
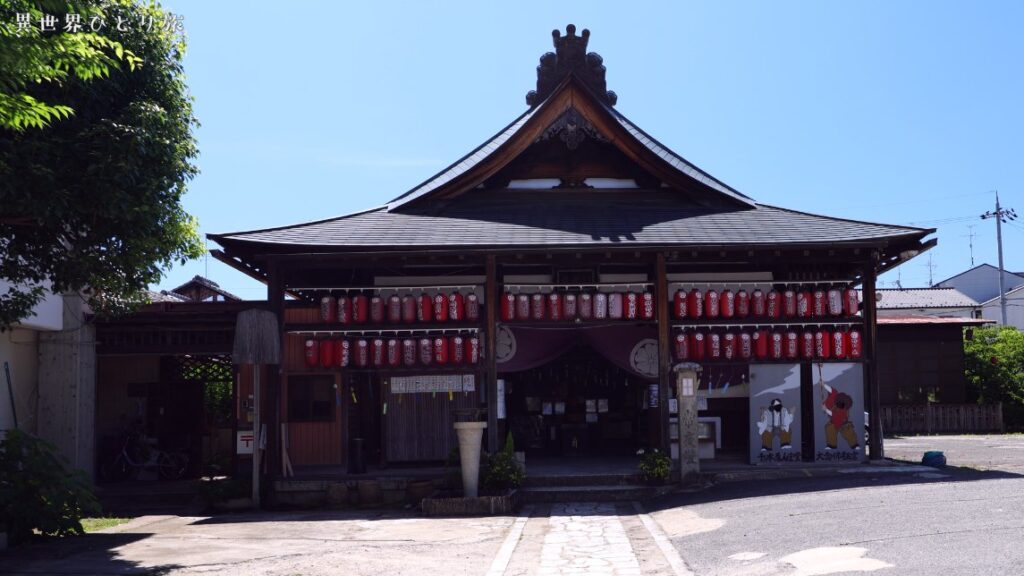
(526, 24), (617, 107)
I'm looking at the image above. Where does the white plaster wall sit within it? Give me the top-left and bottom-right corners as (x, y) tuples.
(0, 329), (39, 434)
(877, 307), (976, 319)
(981, 290), (1024, 329)
(0, 280), (63, 332)
(938, 266), (1024, 304)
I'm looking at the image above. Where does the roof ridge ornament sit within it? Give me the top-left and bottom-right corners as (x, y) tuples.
(526, 24), (618, 108)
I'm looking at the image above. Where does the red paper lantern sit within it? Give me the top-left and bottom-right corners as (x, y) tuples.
(705, 289), (720, 319)
(687, 288), (704, 319)
(369, 296), (385, 324)
(401, 339), (416, 366)
(674, 332), (689, 360)
(815, 329), (832, 359)
(753, 330), (769, 360)
(751, 289), (766, 317)
(578, 293), (594, 320)
(766, 290), (782, 319)
(848, 329), (863, 358)
(739, 332), (753, 359)
(337, 295), (352, 325)
(417, 294), (433, 323)
(784, 330), (799, 360)
(516, 294), (530, 320)
(321, 296), (337, 323)
(448, 292), (465, 322)
(623, 293), (639, 320)
(797, 290), (812, 318)
(320, 338), (335, 367)
(371, 338), (385, 366)
(548, 293), (563, 321)
(386, 295), (401, 323)
(812, 289), (827, 317)
(353, 295), (369, 324)
(563, 294), (578, 320)
(401, 295), (416, 324)
(832, 331), (847, 360)
(418, 338), (433, 365)
(500, 293), (516, 322)
(433, 293), (449, 322)
(433, 336), (449, 365)
(769, 331), (784, 360)
(336, 339), (350, 368)
(641, 292), (655, 320)
(844, 288), (859, 316)
(723, 332), (737, 360)
(801, 331), (815, 359)
(594, 293), (609, 320)
(674, 289), (688, 319)
(354, 339), (369, 367)
(450, 335), (465, 364)
(783, 289), (797, 318)
(690, 332), (706, 361)
(465, 293), (480, 322)
(721, 290), (735, 319)
(304, 339), (319, 367)
(735, 290), (750, 318)
(386, 339), (400, 366)
(827, 288), (843, 317)
(466, 336), (480, 364)
(608, 293), (624, 320)
(530, 294), (546, 320)
(706, 332), (722, 360)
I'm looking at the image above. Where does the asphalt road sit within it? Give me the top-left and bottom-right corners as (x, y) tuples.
(649, 435), (1024, 575)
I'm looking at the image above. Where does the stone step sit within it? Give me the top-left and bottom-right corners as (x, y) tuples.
(523, 473), (644, 488)
(519, 484), (656, 503)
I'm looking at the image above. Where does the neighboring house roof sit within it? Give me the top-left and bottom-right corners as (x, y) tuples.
(213, 193), (930, 249)
(933, 263), (1024, 287)
(146, 290), (189, 303)
(865, 288), (979, 309)
(170, 275), (242, 302)
(979, 283), (1024, 306)
(877, 316), (994, 326)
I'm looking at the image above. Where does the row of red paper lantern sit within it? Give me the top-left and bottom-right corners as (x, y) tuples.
(673, 328), (863, 362)
(500, 292), (656, 322)
(304, 335), (481, 368)
(319, 293), (481, 325)
(672, 287), (859, 320)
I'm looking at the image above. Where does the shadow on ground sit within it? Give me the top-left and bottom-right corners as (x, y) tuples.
(0, 533), (182, 575)
(646, 463), (1022, 513)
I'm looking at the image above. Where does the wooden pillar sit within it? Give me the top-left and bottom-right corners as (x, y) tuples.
(862, 258), (883, 460)
(266, 261), (285, 485)
(485, 255), (499, 453)
(656, 253), (671, 453)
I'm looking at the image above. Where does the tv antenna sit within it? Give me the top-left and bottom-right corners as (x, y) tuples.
(962, 225), (977, 267)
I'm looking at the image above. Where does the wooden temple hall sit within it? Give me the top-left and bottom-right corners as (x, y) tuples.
(209, 25), (935, 480)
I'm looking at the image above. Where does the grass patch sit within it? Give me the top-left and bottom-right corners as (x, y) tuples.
(81, 517), (132, 532)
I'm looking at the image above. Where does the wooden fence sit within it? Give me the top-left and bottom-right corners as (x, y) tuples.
(881, 403), (1004, 435)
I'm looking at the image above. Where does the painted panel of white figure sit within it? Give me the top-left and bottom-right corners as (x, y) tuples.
(749, 364), (802, 464)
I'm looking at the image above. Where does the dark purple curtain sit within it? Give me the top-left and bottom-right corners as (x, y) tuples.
(496, 325), (659, 381)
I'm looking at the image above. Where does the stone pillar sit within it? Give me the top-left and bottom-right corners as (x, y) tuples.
(674, 363), (700, 483)
(454, 421), (487, 497)
(37, 294), (96, 480)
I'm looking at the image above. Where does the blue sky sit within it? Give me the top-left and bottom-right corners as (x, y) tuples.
(155, 1), (1024, 299)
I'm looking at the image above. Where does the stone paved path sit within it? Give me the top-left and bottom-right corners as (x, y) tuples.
(538, 503), (643, 576)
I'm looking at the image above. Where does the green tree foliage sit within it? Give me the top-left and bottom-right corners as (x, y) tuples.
(0, 0), (203, 328)
(964, 326), (1024, 430)
(0, 429), (101, 543)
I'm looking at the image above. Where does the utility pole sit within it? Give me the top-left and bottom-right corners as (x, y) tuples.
(962, 225), (977, 267)
(981, 191), (1018, 325)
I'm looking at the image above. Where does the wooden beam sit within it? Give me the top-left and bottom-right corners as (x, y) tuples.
(266, 262), (285, 493)
(485, 255), (499, 453)
(656, 253), (671, 454)
(862, 257), (883, 460)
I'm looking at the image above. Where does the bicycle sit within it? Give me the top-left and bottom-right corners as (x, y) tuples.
(100, 433), (189, 482)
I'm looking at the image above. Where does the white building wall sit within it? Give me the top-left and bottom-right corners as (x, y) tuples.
(877, 307), (976, 319)
(981, 290), (1024, 329)
(938, 265), (1024, 304)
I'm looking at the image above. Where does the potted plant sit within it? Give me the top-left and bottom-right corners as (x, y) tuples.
(481, 433), (525, 493)
(637, 448), (671, 485)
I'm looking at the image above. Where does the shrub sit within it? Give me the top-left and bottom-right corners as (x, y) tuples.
(0, 430), (101, 544)
(481, 432), (524, 492)
(637, 448), (671, 482)
(964, 326), (1024, 430)
(197, 475), (251, 506)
